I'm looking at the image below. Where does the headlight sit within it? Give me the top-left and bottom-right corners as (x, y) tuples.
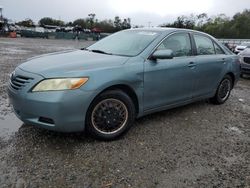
(32, 78), (88, 92)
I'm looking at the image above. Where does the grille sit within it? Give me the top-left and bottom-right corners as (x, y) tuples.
(241, 68), (250, 73)
(243, 57), (250, 64)
(10, 74), (33, 90)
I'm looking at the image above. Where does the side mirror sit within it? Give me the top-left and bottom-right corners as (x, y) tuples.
(151, 49), (174, 60)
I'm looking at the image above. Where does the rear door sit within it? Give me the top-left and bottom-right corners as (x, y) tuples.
(191, 33), (227, 98)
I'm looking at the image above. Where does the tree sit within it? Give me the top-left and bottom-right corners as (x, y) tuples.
(72, 19), (87, 28)
(114, 16), (122, 30)
(16, 19), (35, 27)
(196, 13), (208, 27)
(231, 9), (250, 38)
(121, 18), (131, 29)
(94, 20), (116, 33)
(39, 17), (64, 26)
(88, 13), (96, 29)
(15, 14), (132, 33)
(161, 9), (250, 39)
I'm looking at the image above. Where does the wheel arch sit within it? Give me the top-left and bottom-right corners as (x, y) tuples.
(88, 84), (140, 116)
(226, 72), (235, 88)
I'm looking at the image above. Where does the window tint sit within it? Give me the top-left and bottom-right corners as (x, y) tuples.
(194, 34), (215, 55)
(157, 33), (192, 57)
(214, 42), (225, 54)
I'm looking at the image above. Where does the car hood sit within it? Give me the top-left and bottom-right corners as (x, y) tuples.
(19, 50), (130, 78)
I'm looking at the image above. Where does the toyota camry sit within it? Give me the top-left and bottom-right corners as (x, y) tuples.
(8, 28), (241, 140)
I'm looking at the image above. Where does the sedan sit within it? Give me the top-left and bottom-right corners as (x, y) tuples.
(8, 28), (241, 140)
(239, 47), (250, 76)
(234, 42), (250, 54)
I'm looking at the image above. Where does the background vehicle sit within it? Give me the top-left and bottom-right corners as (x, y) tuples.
(8, 28), (241, 140)
(234, 42), (250, 54)
(239, 47), (250, 77)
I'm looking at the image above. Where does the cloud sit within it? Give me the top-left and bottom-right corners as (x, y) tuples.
(108, 0), (213, 16)
(0, 0), (249, 26)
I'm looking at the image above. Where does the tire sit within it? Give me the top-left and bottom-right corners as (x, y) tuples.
(86, 90), (136, 140)
(210, 75), (233, 105)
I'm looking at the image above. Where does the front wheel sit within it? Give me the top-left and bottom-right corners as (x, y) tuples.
(86, 90), (136, 140)
(210, 75), (232, 105)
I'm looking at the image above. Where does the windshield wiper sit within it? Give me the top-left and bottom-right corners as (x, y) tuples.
(80, 48), (90, 51)
(89, 49), (113, 55)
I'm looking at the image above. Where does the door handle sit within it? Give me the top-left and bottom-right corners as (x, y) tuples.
(221, 58), (226, 64)
(188, 62), (196, 68)
(216, 58), (226, 63)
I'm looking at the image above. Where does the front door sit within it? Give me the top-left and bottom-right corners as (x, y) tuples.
(143, 32), (196, 111)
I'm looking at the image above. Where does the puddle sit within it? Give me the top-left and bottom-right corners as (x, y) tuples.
(0, 113), (23, 140)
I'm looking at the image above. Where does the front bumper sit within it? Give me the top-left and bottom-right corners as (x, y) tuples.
(7, 68), (94, 133)
(241, 63), (250, 74)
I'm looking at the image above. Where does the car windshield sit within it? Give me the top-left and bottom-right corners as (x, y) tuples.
(87, 30), (160, 57)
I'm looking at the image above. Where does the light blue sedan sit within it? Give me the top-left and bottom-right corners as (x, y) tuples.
(8, 28), (241, 140)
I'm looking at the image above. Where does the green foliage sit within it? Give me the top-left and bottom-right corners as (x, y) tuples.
(114, 16), (122, 30)
(162, 9), (250, 39)
(163, 15), (196, 29)
(94, 20), (116, 33)
(72, 18), (88, 28)
(15, 14), (131, 33)
(72, 16), (131, 33)
(87, 13), (96, 28)
(39, 17), (65, 26)
(16, 19), (35, 27)
(113, 16), (131, 31)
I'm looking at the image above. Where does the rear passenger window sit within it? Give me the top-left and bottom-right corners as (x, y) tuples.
(194, 34), (215, 55)
(157, 33), (192, 57)
(214, 42), (225, 54)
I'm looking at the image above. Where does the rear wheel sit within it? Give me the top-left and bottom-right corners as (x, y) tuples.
(210, 75), (232, 105)
(86, 90), (136, 140)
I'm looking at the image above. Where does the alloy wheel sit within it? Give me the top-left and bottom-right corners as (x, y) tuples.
(91, 98), (129, 135)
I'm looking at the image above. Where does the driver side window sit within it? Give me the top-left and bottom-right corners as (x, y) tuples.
(157, 33), (192, 57)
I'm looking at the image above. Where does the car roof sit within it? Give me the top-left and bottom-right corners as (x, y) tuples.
(130, 27), (177, 33)
(129, 27), (214, 37)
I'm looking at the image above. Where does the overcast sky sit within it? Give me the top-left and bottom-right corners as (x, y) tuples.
(0, 0), (249, 26)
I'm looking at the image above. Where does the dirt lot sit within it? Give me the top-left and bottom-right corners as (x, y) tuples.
(0, 38), (249, 188)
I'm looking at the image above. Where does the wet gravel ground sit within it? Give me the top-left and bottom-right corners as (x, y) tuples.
(0, 38), (250, 188)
